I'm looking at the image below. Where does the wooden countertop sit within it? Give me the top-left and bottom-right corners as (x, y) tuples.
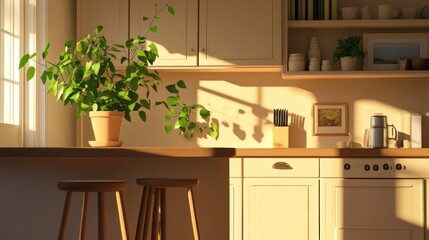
(236, 148), (429, 158)
(1, 147), (429, 158)
(0, 147), (236, 158)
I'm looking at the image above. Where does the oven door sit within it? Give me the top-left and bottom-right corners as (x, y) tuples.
(321, 179), (424, 240)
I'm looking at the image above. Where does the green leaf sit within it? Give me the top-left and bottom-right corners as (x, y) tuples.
(92, 62), (101, 75)
(94, 25), (103, 35)
(149, 26), (158, 33)
(42, 43), (50, 60)
(178, 117), (188, 128)
(199, 109), (210, 119)
(64, 38), (74, 48)
(165, 124), (173, 134)
(177, 80), (186, 89)
(188, 122), (196, 131)
(26, 66), (35, 80)
(164, 115), (171, 121)
(142, 16), (149, 21)
(210, 122), (218, 138)
(167, 5), (175, 15)
(140, 99), (150, 109)
(148, 43), (158, 56)
(165, 84), (179, 93)
(41, 71), (47, 84)
(126, 65), (137, 77)
(139, 110), (147, 122)
(19, 54), (30, 69)
(166, 96), (180, 106)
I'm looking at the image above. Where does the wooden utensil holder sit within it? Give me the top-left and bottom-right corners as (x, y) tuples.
(273, 126), (289, 148)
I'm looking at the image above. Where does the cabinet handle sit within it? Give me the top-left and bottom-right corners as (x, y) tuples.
(272, 162), (293, 170)
(201, 48), (206, 53)
(191, 48), (195, 52)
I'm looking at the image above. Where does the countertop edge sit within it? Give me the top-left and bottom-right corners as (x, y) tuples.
(2, 147), (429, 158)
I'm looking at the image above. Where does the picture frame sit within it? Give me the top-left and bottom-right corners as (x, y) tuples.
(363, 33), (429, 70)
(313, 103), (348, 136)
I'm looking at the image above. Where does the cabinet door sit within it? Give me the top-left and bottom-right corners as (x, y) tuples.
(244, 178), (319, 240)
(199, 0), (282, 66)
(321, 179), (424, 240)
(77, 0), (129, 66)
(130, 0), (198, 66)
(230, 178), (243, 240)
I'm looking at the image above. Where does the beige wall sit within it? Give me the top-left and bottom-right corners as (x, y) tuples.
(79, 71), (429, 148)
(44, 0), (77, 146)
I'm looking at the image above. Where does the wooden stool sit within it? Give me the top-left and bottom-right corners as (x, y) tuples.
(57, 180), (129, 240)
(135, 178), (200, 240)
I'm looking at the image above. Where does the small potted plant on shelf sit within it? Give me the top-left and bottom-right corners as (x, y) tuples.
(19, 4), (218, 147)
(332, 35), (366, 71)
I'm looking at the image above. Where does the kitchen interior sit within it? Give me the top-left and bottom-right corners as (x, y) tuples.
(2, 0), (429, 239)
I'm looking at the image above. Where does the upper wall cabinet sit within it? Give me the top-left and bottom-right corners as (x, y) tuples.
(130, 0), (198, 66)
(77, 0), (129, 66)
(130, 0), (282, 67)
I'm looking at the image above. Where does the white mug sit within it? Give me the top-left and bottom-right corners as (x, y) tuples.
(378, 4), (398, 19)
(401, 7), (417, 19)
(361, 6), (370, 19)
(341, 7), (359, 20)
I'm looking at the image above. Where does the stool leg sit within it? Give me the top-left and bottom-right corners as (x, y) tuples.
(98, 192), (106, 240)
(58, 191), (73, 240)
(151, 188), (161, 240)
(116, 191), (129, 240)
(136, 187), (149, 240)
(160, 188), (166, 240)
(143, 188), (155, 240)
(187, 188), (200, 240)
(79, 192), (89, 240)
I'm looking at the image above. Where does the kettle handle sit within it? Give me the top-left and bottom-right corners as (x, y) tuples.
(388, 124), (398, 140)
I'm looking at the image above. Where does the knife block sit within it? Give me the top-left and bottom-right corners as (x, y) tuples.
(273, 126), (289, 148)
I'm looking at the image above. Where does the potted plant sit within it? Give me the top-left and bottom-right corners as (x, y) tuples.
(332, 35), (366, 71)
(19, 4), (218, 146)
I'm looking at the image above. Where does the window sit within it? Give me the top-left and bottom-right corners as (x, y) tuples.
(0, 0), (22, 126)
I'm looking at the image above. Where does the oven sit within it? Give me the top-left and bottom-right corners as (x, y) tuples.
(320, 158), (429, 240)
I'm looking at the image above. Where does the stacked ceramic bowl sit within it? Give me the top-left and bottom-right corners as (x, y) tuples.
(288, 53), (305, 71)
(321, 59), (333, 71)
(309, 58), (321, 71)
(308, 37), (321, 63)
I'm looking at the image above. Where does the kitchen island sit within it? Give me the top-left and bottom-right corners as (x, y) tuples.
(0, 147), (235, 240)
(2, 147), (429, 240)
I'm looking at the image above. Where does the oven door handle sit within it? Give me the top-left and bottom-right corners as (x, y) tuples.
(272, 162), (293, 170)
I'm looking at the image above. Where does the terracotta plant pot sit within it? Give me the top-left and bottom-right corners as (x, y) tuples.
(340, 56), (357, 71)
(88, 111), (125, 147)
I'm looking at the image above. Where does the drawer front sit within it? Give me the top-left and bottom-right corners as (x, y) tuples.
(244, 158), (319, 177)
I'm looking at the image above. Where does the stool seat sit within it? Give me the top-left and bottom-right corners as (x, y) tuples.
(136, 178), (199, 188)
(57, 179), (129, 240)
(58, 180), (128, 192)
(135, 178), (201, 240)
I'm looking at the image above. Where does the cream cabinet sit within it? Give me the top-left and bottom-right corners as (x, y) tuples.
(130, 0), (198, 66)
(130, 0), (282, 67)
(242, 158), (319, 240)
(230, 158), (243, 240)
(77, 0), (129, 66)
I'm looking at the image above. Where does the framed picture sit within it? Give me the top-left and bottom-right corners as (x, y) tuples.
(313, 103), (348, 136)
(363, 33), (429, 70)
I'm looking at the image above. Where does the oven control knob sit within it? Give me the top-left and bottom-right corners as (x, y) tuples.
(364, 164), (370, 171)
(344, 163), (351, 170)
(383, 163), (389, 170)
(373, 164), (379, 171)
(396, 163), (402, 170)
